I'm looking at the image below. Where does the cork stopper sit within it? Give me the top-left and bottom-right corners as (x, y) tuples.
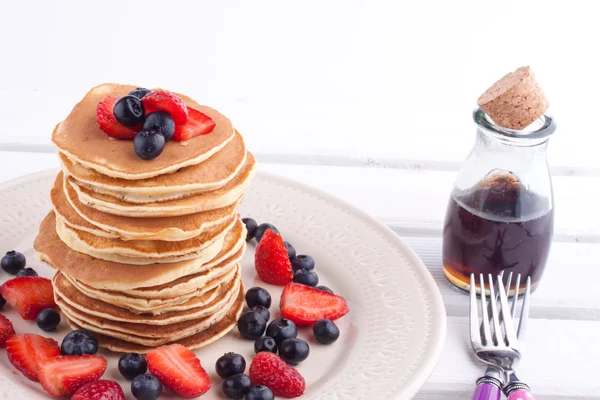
(477, 66), (549, 130)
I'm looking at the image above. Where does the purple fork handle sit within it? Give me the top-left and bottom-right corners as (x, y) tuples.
(507, 389), (535, 399)
(472, 377), (502, 400)
(505, 382), (535, 400)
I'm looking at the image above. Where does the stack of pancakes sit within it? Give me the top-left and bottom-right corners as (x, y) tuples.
(33, 84), (255, 353)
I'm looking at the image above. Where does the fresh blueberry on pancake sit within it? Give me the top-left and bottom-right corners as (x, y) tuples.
(142, 111), (175, 141)
(113, 95), (145, 126)
(128, 88), (152, 99)
(133, 129), (165, 160)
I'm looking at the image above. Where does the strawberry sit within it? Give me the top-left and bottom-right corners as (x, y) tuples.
(172, 107), (216, 142)
(96, 96), (139, 139)
(249, 352), (305, 398)
(146, 344), (211, 398)
(0, 314), (15, 346)
(255, 229), (293, 285)
(280, 282), (349, 326)
(38, 355), (107, 397)
(142, 91), (188, 125)
(0, 277), (56, 320)
(6, 334), (61, 381)
(72, 380), (125, 400)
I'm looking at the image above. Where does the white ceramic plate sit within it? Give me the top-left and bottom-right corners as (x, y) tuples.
(0, 170), (445, 399)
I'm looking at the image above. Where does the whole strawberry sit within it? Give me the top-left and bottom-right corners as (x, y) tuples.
(249, 352), (305, 398)
(72, 380), (125, 400)
(255, 229), (293, 285)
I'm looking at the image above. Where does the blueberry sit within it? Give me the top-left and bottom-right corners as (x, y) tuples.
(265, 318), (297, 345)
(143, 111), (175, 141)
(254, 336), (277, 354)
(245, 385), (274, 400)
(284, 241), (296, 260)
(17, 267), (37, 277)
(36, 308), (60, 332)
(0, 293), (5, 310)
(279, 338), (310, 365)
(291, 255), (315, 272)
(237, 311), (267, 340)
(128, 88), (152, 99)
(215, 352), (246, 378)
(222, 373), (252, 399)
(134, 129), (165, 160)
(1, 250), (26, 275)
(293, 268), (319, 287)
(254, 223), (278, 243)
(251, 306), (270, 323)
(313, 319), (340, 344)
(317, 285), (334, 294)
(131, 373), (162, 400)
(242, 218), (258, 241)
(245, 287), (271, 309)
(119, 352), (148, 380)
(61, 329), (98, 355)
(113, 95), (145, 126)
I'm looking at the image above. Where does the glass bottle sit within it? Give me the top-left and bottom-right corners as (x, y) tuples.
(442, 108), (556, 294)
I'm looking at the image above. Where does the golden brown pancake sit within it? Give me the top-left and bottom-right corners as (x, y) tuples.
(52, 83), (236, 180)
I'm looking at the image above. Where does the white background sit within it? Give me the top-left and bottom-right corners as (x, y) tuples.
(1, 1), (600, 399)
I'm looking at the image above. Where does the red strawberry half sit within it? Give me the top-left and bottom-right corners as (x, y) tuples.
(0, 276), (56, 320)
(39, 355), (107, 397)
(249, 352), (305, 398)
(142, 91), (188, 125)
(72, 380), (125, 400)
(6, 334), (61, 381)
(0, 314), (15, 347)
(172, 107), (216, 142)
(280, 282), (349, 326)
(96, 96), (139, 139)
(146, 344), (211, 398)
(255, 229), (293, 285)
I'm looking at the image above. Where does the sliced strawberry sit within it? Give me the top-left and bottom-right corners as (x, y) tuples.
(249, 352), (305, 398)
(280, 282), (349, 326)
(255, 229), (293, 285)
(172, 107), (216, 142)
(6, 334), (61, 381)
(72, 380), (125, 400)
(0, 277), (56, 320)
(146, 344), (211, 398)
(96, 96), (139, 139)
(39, 355), (107, 397)
(142, 91), (188, 125)
(0, 314), (15, 347)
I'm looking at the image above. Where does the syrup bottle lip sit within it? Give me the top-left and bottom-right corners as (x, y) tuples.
(473, 108), (556, 145)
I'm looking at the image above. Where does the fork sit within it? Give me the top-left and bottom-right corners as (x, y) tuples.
(469, 274), (535, 400)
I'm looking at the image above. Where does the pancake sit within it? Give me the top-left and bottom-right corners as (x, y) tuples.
(61, 131), (247, 203)
(34, 212), (246, 290)
(65, 286), (245, 353)
(60, 172), (240, 241)
(52, 83), (236, 180)
(68, 152), (256, 218)
(56, 213), (234, 264)
(59, 282), (242, 346)
(54, 270), (241, 325)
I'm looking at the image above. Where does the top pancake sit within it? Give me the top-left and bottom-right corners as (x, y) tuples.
(52, 83), (236, 180)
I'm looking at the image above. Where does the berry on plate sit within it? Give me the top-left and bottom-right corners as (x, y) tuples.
(265, 318), (297, 345)
(0, 276), (56, 320)
(291, 255), (315, 272)
(143, 111), (175, 141)
(16, 267), (38, 277)
(237, 310), (267, 340)
(284, 241), (296, 260)
(254, 336), (277, 354)
(245, 385), (274, 400)
(280, 282), (349, 326)
(142, 91), (188, 125)
(6, 334), (60, 381)
(249, 352), (305, 398)
(61, 329), (99, 356)
(292, 268), (319, 287)
(242, 218), (258, 241)
(0, 314), (15, 346)
(278, 338), (310, 365)
(1, 250), (26, 275)
(119, 352), (148, 380)
(172, 107), (216, 142)
(113, 95), (145, 126)
(313, 319), (340, 344)
(146, 343), (211, 398)
(36, 308), (61, 332)
(128, 88), (152, 99)
(72, 380), (125, 400)
(131, 374), (162, 400)
(38, 355), (107, 397)
(0, 293), (6, 310)
(96, 96), (139, 139)
(316, 285), (334, 294)
(255, 229), (292, 285)
(222, 373), (252, 399)
(251, 306), (270, 323)
(134, 129), (166, 160)
(245, 287), (272, 309)
(254, 223), (278, 243)
(216, 352), (246, 379)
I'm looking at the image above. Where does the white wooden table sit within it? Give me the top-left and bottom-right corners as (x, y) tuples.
(1, 1), (600, 398)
